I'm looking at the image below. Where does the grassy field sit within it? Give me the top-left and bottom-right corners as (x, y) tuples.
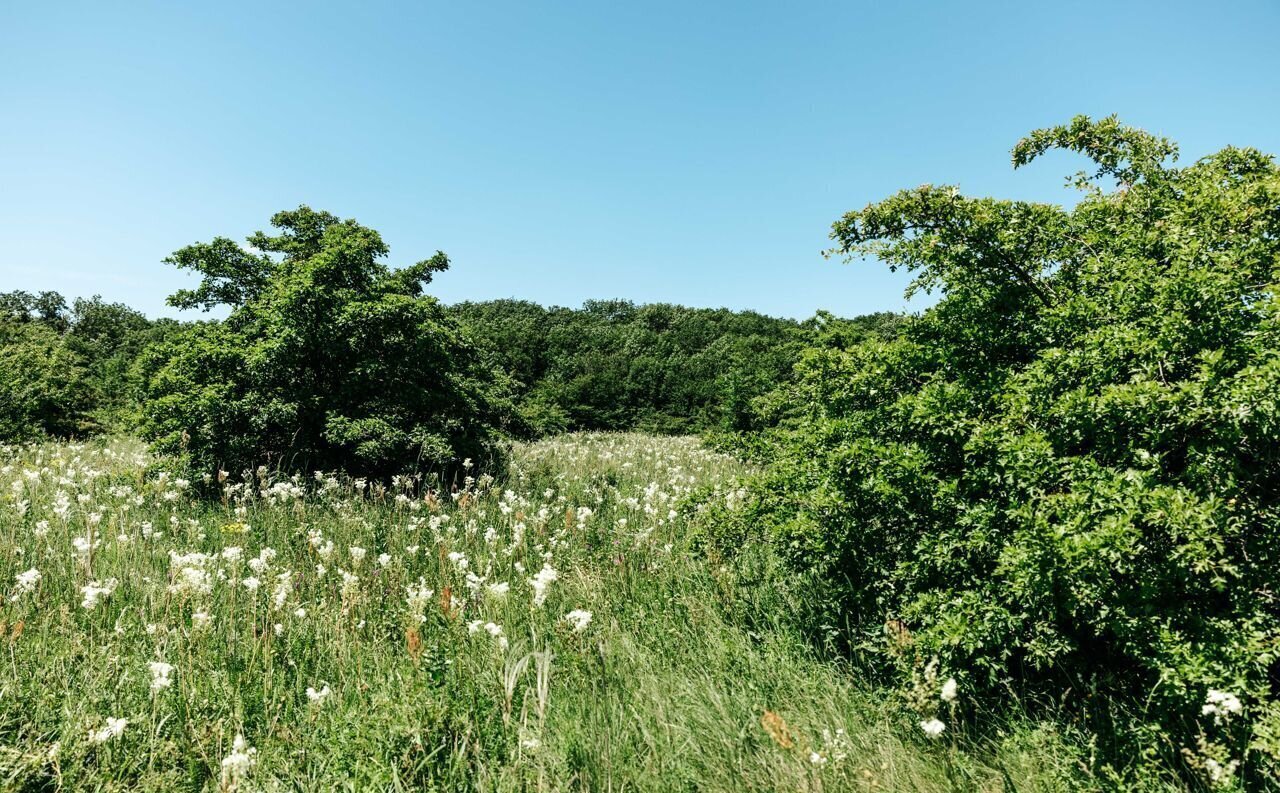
(2, 433), (1119, 791)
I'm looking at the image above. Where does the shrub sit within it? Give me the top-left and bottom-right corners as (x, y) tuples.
(716, 116), (1280, 784)
(139, 206), (519, 481)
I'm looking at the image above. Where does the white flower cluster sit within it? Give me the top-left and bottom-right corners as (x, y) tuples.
(14, 566), (41, 595)
(87, 716), (128, 744)
(1201, 689), (1243, 724)
(220, 734), (257, 791)
(80, 578), (118, 610)
(148, 661), (175, 693)
(528, 564), (558, 607)
(563, 609), (593, 633)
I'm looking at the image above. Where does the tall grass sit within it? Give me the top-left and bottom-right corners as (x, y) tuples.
(2, 433), (1135, 791)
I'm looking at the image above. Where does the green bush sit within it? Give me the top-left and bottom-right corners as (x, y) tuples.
(138, 206), (519, 481)
(714, 116), (1280, 784)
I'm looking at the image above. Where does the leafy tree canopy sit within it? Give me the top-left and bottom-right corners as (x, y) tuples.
(140, 206), (517, 481)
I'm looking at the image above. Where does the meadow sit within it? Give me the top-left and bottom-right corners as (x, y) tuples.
(2, 433), (1103, 792)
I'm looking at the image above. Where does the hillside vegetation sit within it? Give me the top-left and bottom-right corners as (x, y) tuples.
(0, 433), (1106, 791)
(702, 115), (1280, 787)
(2, 114), (1278, 790)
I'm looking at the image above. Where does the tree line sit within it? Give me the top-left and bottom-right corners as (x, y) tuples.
(0, 224), (898, 475)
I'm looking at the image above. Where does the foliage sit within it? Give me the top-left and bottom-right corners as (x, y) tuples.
(0, 290), (155, 440)
(710, 116), (1280, 785)
(449, 298), (869, 435)
(0, 317), (91, 440)
(137, 206), (519, 481)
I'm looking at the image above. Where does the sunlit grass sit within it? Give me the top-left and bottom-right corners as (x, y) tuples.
(2, 433), (1113, 791)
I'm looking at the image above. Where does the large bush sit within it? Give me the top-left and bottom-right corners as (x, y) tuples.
(712, 117), (1280, 784)
(139, 206), (519, 481)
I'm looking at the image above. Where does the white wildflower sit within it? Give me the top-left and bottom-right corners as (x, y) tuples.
(487, 581), (510, 598)
(80, 578), (118, 610)
(14, 567), (41, 595)
(219, 734), (257, 791)
(563, 609), (593, 633)
(148, 661), (174, 693)
(406, 578), (434, 623)
(919, 718), (946, 738)
(87, 716), (128, 744)
(1202, 690), (1243, 724)
(528, 564), (558, 607)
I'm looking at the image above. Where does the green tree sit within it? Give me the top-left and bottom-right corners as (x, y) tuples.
(139, 206), (518, 481)
(0, 318), (90, 440)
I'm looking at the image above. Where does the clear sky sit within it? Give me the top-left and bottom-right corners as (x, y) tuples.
(2, 1), (1278, 320)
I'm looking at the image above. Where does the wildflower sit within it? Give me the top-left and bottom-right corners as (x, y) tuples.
(293, 607), (307, 619)
(242, 576), (261, 592)
(406, 578), (434, 623)
(87, 717), (128, 744)
(349, 546), (367, 565)
(219, 734), (257, 791)
(563, 609), (593, 632)
(377, 553), (392, 568)
(481, 621), (510, 650)
(80, 579), (118, 610)
(809, 751), (828, 765)
(167, 551), (213, 597)
(919, 718), (946, 738)
(940, 677), (958, 702)
(14, 567), (41, 595)
(247, 548), (276, 573)
(306, 684), (332, 704)
(487, 581), (510, 598)
(148, 661), (174, 693)
(272, 571), (293, 610)
(528, 564), (558, 607)
(1202, 690), (1243, 723)
(1204, 757), (1241, 786)
(192, 610), (212, 629)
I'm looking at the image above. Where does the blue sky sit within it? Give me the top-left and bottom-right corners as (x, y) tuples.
(2, 1), (1278, 320)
